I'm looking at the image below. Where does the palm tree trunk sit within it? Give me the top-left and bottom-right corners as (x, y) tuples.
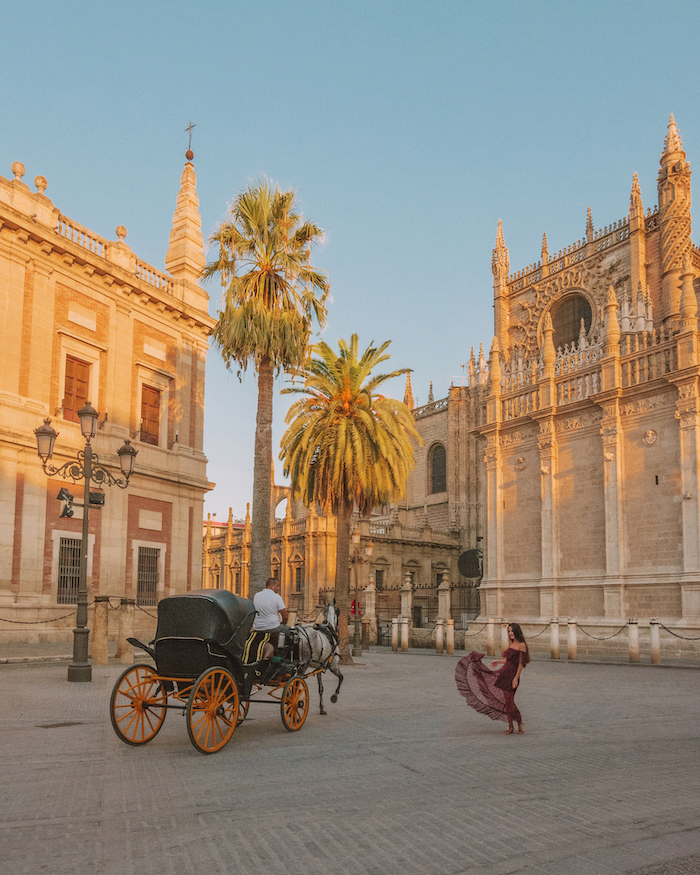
(250, 356), (273, 597)
(335, 501), (354, 664)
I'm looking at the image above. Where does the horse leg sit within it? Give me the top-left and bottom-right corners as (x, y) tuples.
(317, 672), (327, 715)
(329, 656), (343, 704)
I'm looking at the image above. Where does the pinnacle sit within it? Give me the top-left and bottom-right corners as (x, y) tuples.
(662, 113), (684, 156)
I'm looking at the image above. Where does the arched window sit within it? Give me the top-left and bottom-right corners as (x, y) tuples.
(550, 293), (593, 350)
(429, 443), (446, 494)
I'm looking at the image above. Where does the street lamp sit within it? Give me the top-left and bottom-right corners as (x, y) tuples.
(351, 528), (374, 657)
(35, 403), (137, 682)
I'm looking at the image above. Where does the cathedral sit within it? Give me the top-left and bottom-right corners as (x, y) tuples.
(204, 116), (699, 651)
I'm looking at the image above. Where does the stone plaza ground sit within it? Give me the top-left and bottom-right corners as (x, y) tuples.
(0, 649), (699, 875)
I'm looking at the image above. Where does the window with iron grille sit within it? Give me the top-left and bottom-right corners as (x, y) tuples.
(235, 571), (240, 594)
(137, 546), (159, 606)
(140, 385), (160, 445)
(63, 356), (90, 423)
(57, 537), (81, 604)
(294, 565), (303, 592)
(375, 569), (385, 590)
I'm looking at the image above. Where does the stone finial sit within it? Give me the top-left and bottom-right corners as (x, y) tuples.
(492, 219), (509, 278)
(586, 206), (594, 241)
(630, 172), (644, 216)
(662, 113), (684, 156)
(403, 372), (415, 410)
(468, 347), (476, 386)
(164, 160), (206, 285)
(604, 285), (621, 346)
(11, 161), (25, 181)
(245, 502), (251, 525)
(116, 225), (127, 242)
(227, 507), (233, 526)
(34, 175), (48, 195)
(541, 232), (549, 264)
(428, 381), (434, 403)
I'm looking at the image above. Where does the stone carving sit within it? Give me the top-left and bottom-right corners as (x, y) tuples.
(515, 456), (527, 471)
(621, 393), (676, 416)
(642, 429), (658, 446)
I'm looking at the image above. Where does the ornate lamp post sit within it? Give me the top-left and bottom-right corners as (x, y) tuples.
(35, 403), (137, 682)
(351, 528), (374, 657)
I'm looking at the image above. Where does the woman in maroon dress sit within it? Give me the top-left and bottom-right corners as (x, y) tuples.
(455, 623), (530, 734)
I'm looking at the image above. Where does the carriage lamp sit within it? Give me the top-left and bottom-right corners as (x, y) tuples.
(35, 408), (137, 683)
(351, 530), (374, 657)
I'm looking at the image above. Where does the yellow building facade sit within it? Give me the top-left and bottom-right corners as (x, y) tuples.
(0, 154), (215, 642)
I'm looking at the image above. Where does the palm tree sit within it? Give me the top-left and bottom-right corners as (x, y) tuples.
(280, 334), (421, 662)
(203, 180), (329, 596)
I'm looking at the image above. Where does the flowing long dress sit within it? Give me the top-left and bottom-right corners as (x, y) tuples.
(455, 649), (526, 724)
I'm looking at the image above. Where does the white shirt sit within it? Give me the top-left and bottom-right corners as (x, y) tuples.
(253, 588), (286, 631)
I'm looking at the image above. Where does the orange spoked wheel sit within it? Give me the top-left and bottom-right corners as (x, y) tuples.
(237, 700), (250, 726)
(186, 667), (239, 754)
(281, 676), (309, 732)
(110, 663), (167, 746)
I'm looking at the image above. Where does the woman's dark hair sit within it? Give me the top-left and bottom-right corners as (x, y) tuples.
(509, 622), (530, 665)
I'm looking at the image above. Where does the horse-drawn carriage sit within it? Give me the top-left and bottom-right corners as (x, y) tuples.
(109, 588), (342, 754)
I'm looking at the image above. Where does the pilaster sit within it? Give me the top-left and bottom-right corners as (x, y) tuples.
(536, 416), (558, 616)
(599, 395), (625, 616)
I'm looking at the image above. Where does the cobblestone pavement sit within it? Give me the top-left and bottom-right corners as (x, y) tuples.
(0, 650), (699, 875)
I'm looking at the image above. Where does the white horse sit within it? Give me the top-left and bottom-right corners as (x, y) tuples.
(294, 604), (343, 715)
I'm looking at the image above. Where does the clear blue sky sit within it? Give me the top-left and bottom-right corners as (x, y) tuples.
(3, 0), (700, 521)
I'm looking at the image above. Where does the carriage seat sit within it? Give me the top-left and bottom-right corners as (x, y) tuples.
(242, 627), (298, 665)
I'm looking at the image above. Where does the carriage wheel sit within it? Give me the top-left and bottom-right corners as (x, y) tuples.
(280, 677), (309, 732)
(186, 667), (239, 754)
(237, 700), (250, 726)
(110, 663), (167, 746)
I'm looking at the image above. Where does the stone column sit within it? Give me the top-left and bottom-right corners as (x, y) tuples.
(437, 574), (451, 622)
(435, 619), (444, 654)
(116, 598), (135, 664)
(391, 617), (399, 652)
(600, 399), (625, 618)
(628, 618), (640, 663)
(537, 417), (559, 617)
(674, 375), (700, 621)
(400, 616), (409, 652)
(500, 621), (509, 652)
(400, 573), (413, 626)
(550, 618), (560, 660)
(446, 619), (455, 655)
(567, 619), (577, 661)
(92, 596), (109, 665)
(486, 618), (496, 656)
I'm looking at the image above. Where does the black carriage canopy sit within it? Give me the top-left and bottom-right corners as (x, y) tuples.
(155, 589), (256, 655)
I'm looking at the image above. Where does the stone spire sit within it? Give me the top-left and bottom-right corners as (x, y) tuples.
(492, 220), (510, 353)
(629, 173), (647, 296)
(428, 381), (434, 403)
(662, 113), (684, 158)
(403, 372), (415, 410)
(165, 153), (207, 305)
(468, 347), (476, 387)
(658, 114), (692, 325)
(586, 206), (594, 242)
(630, 173), (644, 217)
(541, 232), (549, 265)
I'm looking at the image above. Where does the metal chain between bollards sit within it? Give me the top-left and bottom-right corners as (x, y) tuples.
(577, 623), (628, 641)
(526, 622), (552, 639)
(134, 603), (157, 619)
(0, 602), (95, 624)
(658, 622), (700, 641)
(460, 623), (487, 637)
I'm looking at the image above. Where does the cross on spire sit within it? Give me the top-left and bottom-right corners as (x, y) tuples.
(185, 121), (196, 150)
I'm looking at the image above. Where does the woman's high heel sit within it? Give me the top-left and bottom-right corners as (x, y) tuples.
(517, 723), (524, 734)
(504, 723), (514, 734)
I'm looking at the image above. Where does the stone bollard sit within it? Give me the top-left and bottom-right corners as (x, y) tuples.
(567, 619), (577, 661)
(487, 618), (495, 656)
(501, 621), (509, 653)
(550, 618), (560, 660)
(650, 618), (661, 665)
(628, 618), (640, 663)
(436, 619), (444, 654)
(361, 617), (370, 650)
(92, 596), (109, 665)
(287, 608), (298, 627)
(391, 618), (399, 652)
(116, 598), (135, 664)
(401, 617), (409, 652)
(446, 619), (455, 655)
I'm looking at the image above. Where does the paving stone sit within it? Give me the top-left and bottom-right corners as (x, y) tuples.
(0, 652), (698, 874)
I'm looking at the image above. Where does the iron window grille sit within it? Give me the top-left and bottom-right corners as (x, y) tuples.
(137, 546), (159, 606)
